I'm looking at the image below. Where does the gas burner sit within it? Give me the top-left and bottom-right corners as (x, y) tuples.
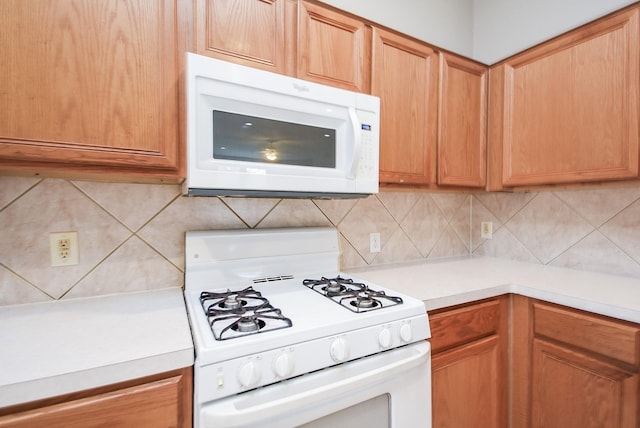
(324, 279), (344, 295)
(303, 276), (362, 297)
(221, 294), (243, 310)
(233, 317), (266, 333)
(201, 287), (267, 313)
(303, 276), (403, 313)
(200, 287), (292, 340)
(352, 295), (377, 309)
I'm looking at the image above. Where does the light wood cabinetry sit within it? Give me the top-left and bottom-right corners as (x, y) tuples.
(193, 0), (290, 74)
(428, 296), (509, 428)
(372, 27), (439, 185)
(433, 295), (639, 427)
(512, 296), (640, 428)
(437, 52), (487, 187)
(194, 0), (369, 92)
(297, 1), (370, 92)
(488, 6), (640, 190)
(0, 0), (183, 182)
(0, 368), (192, 428)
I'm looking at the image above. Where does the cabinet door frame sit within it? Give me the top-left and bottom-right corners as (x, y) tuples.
(0, 368), (193, 428)
(297, 1), (370, 92)
(437, 52), (487, 187)
(488, 6), (640, 190)
(531, 338), (639, 428)
(429, 296), (509, 427)
(0, 0), (183, 182)
(513, 296), (640, 428)
(193, 0), (290, 74)
(372, 27), (439, 185)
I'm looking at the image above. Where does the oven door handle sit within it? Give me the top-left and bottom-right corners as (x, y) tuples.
(200, 341), (430, 428)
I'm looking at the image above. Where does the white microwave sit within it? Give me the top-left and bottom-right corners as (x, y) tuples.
(184, 53), (380, 198)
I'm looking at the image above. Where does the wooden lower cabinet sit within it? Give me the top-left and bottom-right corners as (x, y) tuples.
(429, 296), (509, 428)
(0, 368), (192, 428)
(514, 297), (640, 428)
(431, 295), (640, 428)
(531, 339), (638, 428)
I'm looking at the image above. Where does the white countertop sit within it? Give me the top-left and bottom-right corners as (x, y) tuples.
(348, 257), (640, 323)
(2, 258), (638, 409)
(0, 287), (194, 408)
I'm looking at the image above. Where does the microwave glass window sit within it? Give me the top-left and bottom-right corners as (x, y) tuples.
(212, 111), (336, 168)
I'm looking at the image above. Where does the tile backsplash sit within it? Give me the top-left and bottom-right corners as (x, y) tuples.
(1, 176), (639, 306)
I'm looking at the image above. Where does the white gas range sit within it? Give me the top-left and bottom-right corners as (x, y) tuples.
(184, 227), (432, 428)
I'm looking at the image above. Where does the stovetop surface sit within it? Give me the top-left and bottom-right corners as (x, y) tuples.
(184, 272), (427, 366)
(183, 227), (429, 367)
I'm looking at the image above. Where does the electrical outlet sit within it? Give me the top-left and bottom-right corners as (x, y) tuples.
(480, 222), (493, 240)
(50, 232), (79, 267)
(369, 232), (381, 253)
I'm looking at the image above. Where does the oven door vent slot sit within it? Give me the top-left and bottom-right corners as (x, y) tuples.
(253, 275), (294, 284)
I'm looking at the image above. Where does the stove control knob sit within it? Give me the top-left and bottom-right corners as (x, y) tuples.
(273, 353), (294, 378)
(330, 337), (349, 362)
(237, 361), (261, 388)
(378, 327), (392, 348)
(400, 323), (413, 343)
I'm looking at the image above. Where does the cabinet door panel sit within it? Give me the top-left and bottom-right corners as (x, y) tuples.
(432, 336), (504, 428)
(297, 1), (368, 91)
(533, 301), (640, 366)
(438, 53), (487, 187)
(532, 338), (639, 428)
(488, 7), (640, 189)
(0, 374), (190, 428)
(372, 28), (438, 185)
(429, 298), (500, 353)
(0, 0), (181, 179)
(194, 0), (287, 73)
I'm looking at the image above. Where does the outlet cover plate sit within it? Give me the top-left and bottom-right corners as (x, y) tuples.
(50, 231), (79, 267)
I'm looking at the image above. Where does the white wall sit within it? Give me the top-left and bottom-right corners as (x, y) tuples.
(473, 0), (637, 64)
(319, 0), (475, 58)
(321, 0), (637, 64)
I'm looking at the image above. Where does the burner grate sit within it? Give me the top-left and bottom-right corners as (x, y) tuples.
(303, 276), (403, 313)
(200, 286), (292, 340)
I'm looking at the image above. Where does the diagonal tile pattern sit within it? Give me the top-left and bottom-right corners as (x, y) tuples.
(400, 195), (449, 257)
(339, 196), (399, 264)
(1, 174), (639, 306)
(0, 179), (130, 299)
(505, 193), (594, 263)
(472, 186), (640, 277)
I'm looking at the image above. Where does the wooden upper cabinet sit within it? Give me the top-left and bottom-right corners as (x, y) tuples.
(194, 0), (289, 74)
(488, 5), (640, 190)
(438, 53), (487, 187)
(0, 0), (182, 181)
(372, 27), (439, 185)
(297, 1), (369, 92)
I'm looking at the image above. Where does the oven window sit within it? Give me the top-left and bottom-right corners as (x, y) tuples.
(297, 394), (390, 428)
(212, 111), (336, 168)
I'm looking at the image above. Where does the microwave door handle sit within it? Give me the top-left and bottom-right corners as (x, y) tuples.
(347, 107), (361, 179)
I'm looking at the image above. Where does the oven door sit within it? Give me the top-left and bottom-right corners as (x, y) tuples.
(199, 341), (431, 428)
